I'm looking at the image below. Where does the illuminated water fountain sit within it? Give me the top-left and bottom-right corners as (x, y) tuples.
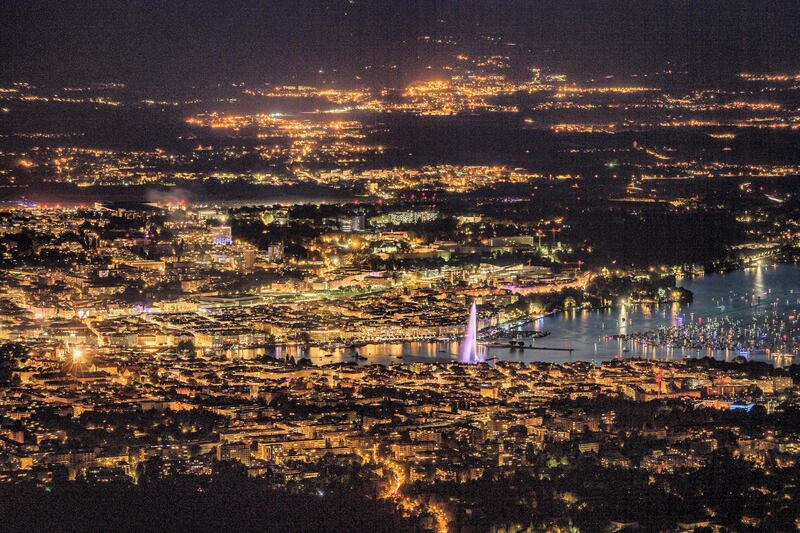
(459, 302), (481, 363)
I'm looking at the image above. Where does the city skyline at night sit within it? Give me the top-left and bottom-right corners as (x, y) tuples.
(1, 2), (800, 532)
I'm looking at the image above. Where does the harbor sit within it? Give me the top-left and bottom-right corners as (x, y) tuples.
(287, 264), (800, 366)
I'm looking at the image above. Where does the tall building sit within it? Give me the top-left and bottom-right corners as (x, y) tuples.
(239, 248), (256, 271)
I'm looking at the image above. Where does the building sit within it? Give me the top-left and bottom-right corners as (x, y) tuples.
(339, 215), (366, 232)
(267, 243), (284, 262)
(211, 226), (233, 245)
(217, 442), (251, 466)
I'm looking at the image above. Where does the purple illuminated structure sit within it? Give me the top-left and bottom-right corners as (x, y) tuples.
(212, 226), (233, 246)
(459, 302), (480, 363)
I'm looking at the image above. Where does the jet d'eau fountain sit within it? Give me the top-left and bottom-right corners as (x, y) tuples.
(459, 302), (482, 363)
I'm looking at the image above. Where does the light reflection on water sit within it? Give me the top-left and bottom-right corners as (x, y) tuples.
(282, 264), (800, 366)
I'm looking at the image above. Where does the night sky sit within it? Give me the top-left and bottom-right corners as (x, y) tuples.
(3, 0), (800, 87)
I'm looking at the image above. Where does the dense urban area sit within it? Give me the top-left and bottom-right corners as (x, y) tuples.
(3, 2), (800, 531)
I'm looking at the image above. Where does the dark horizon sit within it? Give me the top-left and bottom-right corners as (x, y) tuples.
(3, 0), (800, 88)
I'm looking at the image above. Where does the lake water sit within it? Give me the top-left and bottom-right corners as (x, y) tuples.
(292, 264), (800, 366)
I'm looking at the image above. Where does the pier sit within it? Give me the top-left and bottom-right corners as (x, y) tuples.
(490, 343), (574, 353)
